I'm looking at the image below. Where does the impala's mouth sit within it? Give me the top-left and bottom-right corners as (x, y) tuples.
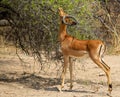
(71, 21), (77, 25)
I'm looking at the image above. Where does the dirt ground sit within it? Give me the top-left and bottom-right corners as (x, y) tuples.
(0, 51), (120, 97)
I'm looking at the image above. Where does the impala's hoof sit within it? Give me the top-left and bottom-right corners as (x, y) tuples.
(108, 84), (112, 94)
(69, 85), (73, 90)
(56, 85), (63, 92)
(106, 84), (112, 97)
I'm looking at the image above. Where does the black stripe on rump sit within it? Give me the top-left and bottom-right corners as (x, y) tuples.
(99, 44), (110, 70)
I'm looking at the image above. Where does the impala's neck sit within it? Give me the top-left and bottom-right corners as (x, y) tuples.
(59, 23), (67, 42)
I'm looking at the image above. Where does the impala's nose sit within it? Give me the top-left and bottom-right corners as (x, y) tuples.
(71, 21), (78, 26)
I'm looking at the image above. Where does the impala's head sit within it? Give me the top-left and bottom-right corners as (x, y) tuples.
(58, 8), (78, 26)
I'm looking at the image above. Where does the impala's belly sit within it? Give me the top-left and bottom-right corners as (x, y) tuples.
(69, 50), (88, 58)
(62, 48), (88, 58)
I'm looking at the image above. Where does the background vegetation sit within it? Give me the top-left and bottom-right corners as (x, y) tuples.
(0, 0), (120, 64)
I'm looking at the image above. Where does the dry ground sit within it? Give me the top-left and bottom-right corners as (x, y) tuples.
(0, 51), (120, 97)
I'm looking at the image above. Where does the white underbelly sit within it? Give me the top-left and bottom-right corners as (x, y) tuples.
(60, 46), (88, 58)
(68, 50), (88, 58)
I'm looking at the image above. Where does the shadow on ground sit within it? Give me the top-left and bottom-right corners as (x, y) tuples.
(0, 73), (104, 90)
(0, 73), (60, 90)
(0, 73), (100, 91)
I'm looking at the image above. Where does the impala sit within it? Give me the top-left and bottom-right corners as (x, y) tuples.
(57, 8), (112, 94)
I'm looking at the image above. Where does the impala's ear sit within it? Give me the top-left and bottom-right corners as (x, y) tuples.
(58, 7), (67, 16)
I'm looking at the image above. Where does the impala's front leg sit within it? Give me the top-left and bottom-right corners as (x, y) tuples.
(69, 57), (73, 90)
(60, 55), (69, 91)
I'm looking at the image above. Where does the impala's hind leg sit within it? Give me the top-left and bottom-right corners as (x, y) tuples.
(90, 55), (112, 93)
(89, 45), (112, 94)
(100, 58), (112, 93)
(99, 45), (112, 93)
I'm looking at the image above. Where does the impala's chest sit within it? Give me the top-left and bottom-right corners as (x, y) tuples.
(60, 37), (89, 57)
